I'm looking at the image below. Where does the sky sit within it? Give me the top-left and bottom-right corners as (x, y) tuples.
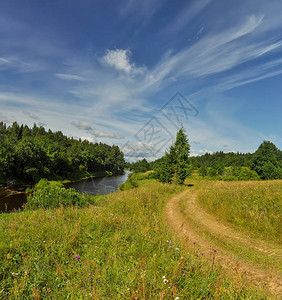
(0, 0), (282, 161)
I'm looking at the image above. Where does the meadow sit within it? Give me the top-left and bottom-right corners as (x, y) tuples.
(0, 178), (269, 299)
(197, 180), (282, 243)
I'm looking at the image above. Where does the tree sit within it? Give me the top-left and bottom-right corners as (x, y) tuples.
(155, 127), (191, 184)
(251, 141), (282, 179)
(155, 152), (174, 183)
(173, 127), (191, 184)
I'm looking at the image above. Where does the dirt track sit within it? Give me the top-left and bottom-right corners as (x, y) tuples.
(164, 188), (282, 298)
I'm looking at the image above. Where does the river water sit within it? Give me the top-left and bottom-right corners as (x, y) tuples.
(0, 171), (131, 213)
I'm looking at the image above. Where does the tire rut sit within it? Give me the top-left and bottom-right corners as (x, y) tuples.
(164, 189), (282, 298)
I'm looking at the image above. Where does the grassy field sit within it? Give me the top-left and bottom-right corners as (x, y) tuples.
(197, 180), (282, 243)
(0, 179), (269, 299)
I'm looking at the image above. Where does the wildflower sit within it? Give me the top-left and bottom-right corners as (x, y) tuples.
(97, 279), (101, 283)
(163, 276), (169, 284)
(75, 255), (80, 260)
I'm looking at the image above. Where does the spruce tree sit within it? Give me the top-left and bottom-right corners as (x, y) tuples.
(156, 127), (191, 184)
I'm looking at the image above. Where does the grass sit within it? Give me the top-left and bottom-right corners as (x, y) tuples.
(0, 180), (269, 299)
(197, 180), (282, 243)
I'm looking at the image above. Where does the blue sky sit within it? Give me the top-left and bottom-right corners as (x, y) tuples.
(0, 0), (282, 161)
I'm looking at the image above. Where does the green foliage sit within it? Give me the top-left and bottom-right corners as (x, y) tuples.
(128, 158), (151, 173)
(0, 122), (125, 184)
(155, 127), (191, 184)
(26, 180), (98, 210)
(190, 141), (282, 181)
(0, 182), (266, 299)
(118, 173), (138, 191)
(238, 167), (260, 181)
(251, 141), (282, 179)
(198, 165), (208, 177)
(155, 152), (174, 183)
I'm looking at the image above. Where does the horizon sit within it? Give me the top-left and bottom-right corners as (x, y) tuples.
(1, 0), (282, 161)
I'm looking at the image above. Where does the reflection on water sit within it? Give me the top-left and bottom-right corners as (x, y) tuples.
(64, 171), (131, 195)
(0, 171), (131, 213)
(0, 187), (27, 213)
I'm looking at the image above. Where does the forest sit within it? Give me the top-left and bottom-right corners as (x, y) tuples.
(0, 122), (125, 184)
(128, 139), (282, 181)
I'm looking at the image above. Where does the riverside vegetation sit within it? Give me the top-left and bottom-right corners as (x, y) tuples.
(0, 173), (270, 299)
(0, 122), (125, 184)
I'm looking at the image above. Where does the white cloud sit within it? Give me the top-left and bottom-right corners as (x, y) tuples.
(0, 57), (10, 65)
(121, 141), (156, 158)
(54, 73), (85, 81)
(23, 110), (40, 120)
(150, 14), (271, 85)
(71, 120), (124, 139)
(80, 136), (95, 143)
(0, 56), (39, 73)
(199, 149), (213, 155)
(0, 112), (13, 123)
(71, 120), (93, 131)
(89, 129), (124, 139)
(165, 0), (212, 34)
(101, 49), (146, 77)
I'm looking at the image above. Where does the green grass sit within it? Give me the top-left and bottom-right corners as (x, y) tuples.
(197, 180), (282, 243)
(0, 180), (268, 299)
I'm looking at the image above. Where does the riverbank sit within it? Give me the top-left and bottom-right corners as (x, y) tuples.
(0, 171), (130, 213)
(0, 177), (269, 299)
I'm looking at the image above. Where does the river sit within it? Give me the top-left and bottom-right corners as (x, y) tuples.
(0, 171), (131, 213)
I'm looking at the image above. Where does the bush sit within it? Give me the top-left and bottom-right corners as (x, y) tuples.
(26, 180), (98, 210)
(238, 167), (260, 180)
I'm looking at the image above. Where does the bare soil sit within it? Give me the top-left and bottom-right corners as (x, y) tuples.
(164, 188), (282, 298)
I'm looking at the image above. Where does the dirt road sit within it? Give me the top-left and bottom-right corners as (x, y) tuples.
(164, 188), (282, 298)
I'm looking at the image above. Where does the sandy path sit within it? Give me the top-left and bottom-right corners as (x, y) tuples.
(164, 189), (282, 298)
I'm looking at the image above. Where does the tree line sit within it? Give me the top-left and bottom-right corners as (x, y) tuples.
(0, 122), (125, 184)
(127, 130), (282, 181)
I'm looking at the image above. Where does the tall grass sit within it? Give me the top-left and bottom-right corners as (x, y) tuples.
(0, 181), (267, 299)
(197, 180), (282, 243)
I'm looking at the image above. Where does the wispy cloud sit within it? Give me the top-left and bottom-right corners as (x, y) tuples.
(71, 120), (124, 139)
(0, 112), (13, 123)
(120, 0), (164, 20)
(54, 73), (85, 81)
(150, 14), (270, 85)
(165, 0), (212, 34)
(0, 56), (40, 73)
(23, 110), (40, 120)
(71, 121), (92, 130)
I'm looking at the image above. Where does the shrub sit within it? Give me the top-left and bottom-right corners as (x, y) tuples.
(26, 180), (98, 210)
